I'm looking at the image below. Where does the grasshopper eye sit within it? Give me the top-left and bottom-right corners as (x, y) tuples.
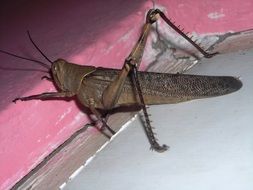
(52, 65), (58, 72)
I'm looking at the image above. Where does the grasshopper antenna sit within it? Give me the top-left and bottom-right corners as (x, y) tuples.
(0, 65), (49, 73)
(151, 0), (156, 8)
(0, 49), (50, 70)
(27, 30), (54, 64)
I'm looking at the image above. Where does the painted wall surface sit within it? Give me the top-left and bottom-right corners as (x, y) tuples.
(0, 0), (252, 189)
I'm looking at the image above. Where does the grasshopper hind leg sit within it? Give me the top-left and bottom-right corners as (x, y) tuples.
(130, 65), (169, 153)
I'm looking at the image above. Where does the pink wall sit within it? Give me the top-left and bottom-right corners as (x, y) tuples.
(0, 0), (252, 189)
(157, 0), (253, 33)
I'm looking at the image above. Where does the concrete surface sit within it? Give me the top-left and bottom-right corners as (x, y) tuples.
(62, 48), (253, 190)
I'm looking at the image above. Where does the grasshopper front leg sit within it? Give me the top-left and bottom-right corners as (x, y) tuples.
(13, 91), (75, 103)
(14, 91), (116, 137)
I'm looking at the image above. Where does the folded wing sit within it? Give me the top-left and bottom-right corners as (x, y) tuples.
(80, 67), (242, 108)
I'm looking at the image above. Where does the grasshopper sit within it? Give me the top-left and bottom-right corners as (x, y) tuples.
(0, 9), (242, 152)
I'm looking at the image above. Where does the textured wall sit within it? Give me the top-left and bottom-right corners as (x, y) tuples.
(0, 0), (252, 189)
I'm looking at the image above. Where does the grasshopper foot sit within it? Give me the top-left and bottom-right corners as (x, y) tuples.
(12, 97), (30, 103)
(204, 52), (219, 58)
(151, 143), (169, 153)
(88, 121), (114, 133)
(87, 121), (104, 131)
(41, 76), (53, 81)
(12, 98), (22, 103)
(87, 122), (112, 139)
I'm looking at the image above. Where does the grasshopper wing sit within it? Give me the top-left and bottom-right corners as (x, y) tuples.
(79, 67), (242, 108)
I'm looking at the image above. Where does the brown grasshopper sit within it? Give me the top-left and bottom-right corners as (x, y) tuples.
(0, 9), (242, 152)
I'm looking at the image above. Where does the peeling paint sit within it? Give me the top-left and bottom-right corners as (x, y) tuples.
(208, 11), (225, 20)
(55, 107), (72, 125)
(68, 112), (86, 128)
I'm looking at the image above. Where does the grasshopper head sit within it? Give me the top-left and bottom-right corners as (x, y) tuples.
(0, 32), (96, 94)
(51, 59), (96, 92)
(51, 59), (67, 91)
